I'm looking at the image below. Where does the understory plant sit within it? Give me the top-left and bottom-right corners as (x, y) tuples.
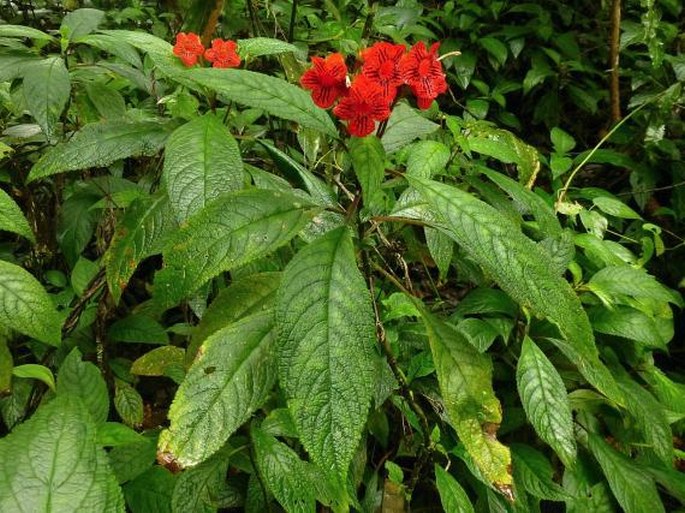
(0, 4), (684, 513)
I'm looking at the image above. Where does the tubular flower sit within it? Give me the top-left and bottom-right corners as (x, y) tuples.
(173, 32), (205, 67)
(300, 53), (349, 109)
(360, 41), (406, 103)
(399, 41), (448, 109)
(333, 75), (391, 137)
(204, 39), (241, 68)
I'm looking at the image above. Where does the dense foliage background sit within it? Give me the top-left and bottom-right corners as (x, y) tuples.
(0, 0), (684, 512)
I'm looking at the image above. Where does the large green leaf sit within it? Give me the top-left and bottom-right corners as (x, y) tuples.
(22, 56), (70, 144)
(57, 348), (109, 424)
(124, 466), (175, 513)
(587, 432), (665, 513)
(511, 444), (569, 501)
(420, 310), (512, 493)
(380, 103), (440, 153)
(252, 427), (317, 513)
(0, 260), (62, 346)
(481, 168), (562, 237)
(28, 120), (172, 183)
(189, 272), (281, 363)
(406, 141), (451, 179)
(434, 465), (475, 513)
(0, 188), (34, 242)
(516, 336), (576, 467)
(163, 114), (244, 222)
(158, 311), (276, 467)
(348, 136), (386, 210)
(155, 189), (317, 307)
(588, 305), (666, 350)
(237, 37), (300, 59)
(616, 374), (673, 465)
(409, 176), (622, 404)
(588, 265), (682, 306)
(171, 448), (229, 513)
(277, 227), (376, 489)
(60, 8), (105, 41)
(184, 68), (337, 137)
(0, 394), (124, 512)
(0, 25), (52, 40)
(104, 192), (177, 303)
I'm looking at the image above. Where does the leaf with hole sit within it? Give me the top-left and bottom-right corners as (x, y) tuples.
(158, 311), (276, 467)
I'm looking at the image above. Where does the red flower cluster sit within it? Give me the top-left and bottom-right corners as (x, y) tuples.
(172, 32), (241, 69)
(300, 41), (448, 137)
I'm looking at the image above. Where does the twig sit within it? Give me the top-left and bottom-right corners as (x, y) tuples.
(287, 0), (298, 42)
(609, 0), (622, 122)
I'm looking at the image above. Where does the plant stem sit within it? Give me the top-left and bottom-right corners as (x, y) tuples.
(609, 0), (622, 122)
(288, 0), (298, 42)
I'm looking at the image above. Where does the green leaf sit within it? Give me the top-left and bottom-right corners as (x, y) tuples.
(434, 465), (475, 513)
(592, 197), (642, 220)
(171, 449), (229, 513)
(97, 422), (146, 447)
(425, 227), (453, 280)
(70, 257), (99, 297)
(184, 68), (337, 137)
(104, 192), (177, 303)
(12, 364), (55, 391)
(511, 444), (569, 501)
(85, 81), (126, 120)
(189, 272), (281, 363)
(481, 168), (562, 237)
(616, 374), (674, 466)
(22, 57), (70, 144)
(420, 309), (512, 492)
(464, 123), (540, 186)
(588, 306), (666, 350)
(108, 314), (170, 345)
(551, 127), (576, 154)
(131, 346), (185, 377)
(60, 8), (105, 41)
(252, 427), (317, 513)
(589, 265), (682, 306)
(348, 136), (386, 210)
(155, 189), (316, 307)
(0, 25), (52, 41)
(0, 260), (62, 346)
(277, 227), (376, 488)
(0, 187), (35, 242)
(0, 394), (124, 512)
(237, 37), (300, 58)
(408, 176), (622, 404)
(163, 114), (244, 222)
(406, 140), (451, 179)
(108, 439), (156, 486)
(114, 379), (143, 428)
(77, 34), (142, 67)
(57, 347), (109, 423)
(0, 338), (11, 395)
(124, 466), (175, 513)
(258, 142), (337, 207)
(28, 120), (172, 183)
(381, 103), (440, 153)
(516, 336), (576, 467)
(586, 432), (665, 513)
(158, 311), (276, 467)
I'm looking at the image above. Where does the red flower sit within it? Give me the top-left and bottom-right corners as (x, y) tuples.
(360, 42), (406, 102)
(333, 75), (391, 137)
(204, 39), (241, 68)
(399, 41), (448, 109)
(300, 53), (349, 109)
(173, 32), (205, 67)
